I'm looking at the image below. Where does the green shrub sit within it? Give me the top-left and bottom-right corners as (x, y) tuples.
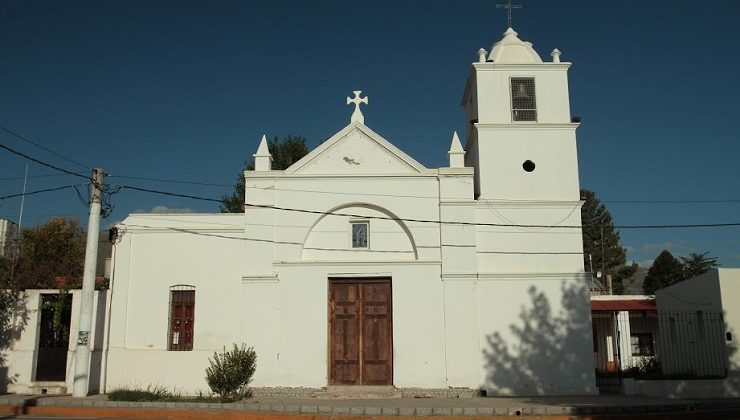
(205, 344), (257, 401)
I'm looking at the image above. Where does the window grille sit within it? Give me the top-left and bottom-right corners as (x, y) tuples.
(630, 333), (654, 356)
(510, 77), (537, 121)
(351, 221), (369, 248)
(168, 285), (195, 351)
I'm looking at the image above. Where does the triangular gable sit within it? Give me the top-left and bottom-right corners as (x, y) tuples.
(285, 122), (428, 175)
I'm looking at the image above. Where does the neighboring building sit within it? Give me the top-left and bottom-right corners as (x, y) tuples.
(6, 27), (597, 396)
(655, 268), (738, 379)
(0, 218), (18, 258)
(591, 269), (739, 398)
(591, 295), (659, 374)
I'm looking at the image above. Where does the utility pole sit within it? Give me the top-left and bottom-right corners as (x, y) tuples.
(72, 168), (104, 397)
(600, 226), (606, 281)
(9, 163), (28, 281)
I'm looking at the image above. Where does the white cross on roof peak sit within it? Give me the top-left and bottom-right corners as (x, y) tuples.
(346, 90), (368, 124)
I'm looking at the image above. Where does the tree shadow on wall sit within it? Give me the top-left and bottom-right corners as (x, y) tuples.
(0, 291), (30, 394)
(482, 281), (595, 396)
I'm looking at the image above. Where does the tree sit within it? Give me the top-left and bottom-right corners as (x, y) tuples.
(580, 189), (635, 293)
(642, 250), (683, 295)
(680, 252), (719, 279)
(13, 217), (86, 289)
(0, 255), (15, 332)
(0, 255), (10, 288)
(220, 135), (310, 213)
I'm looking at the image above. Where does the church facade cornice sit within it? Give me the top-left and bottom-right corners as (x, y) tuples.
(246, 172), (440, 180)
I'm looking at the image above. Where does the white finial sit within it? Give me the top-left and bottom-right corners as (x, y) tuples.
(346, 90), (368, 124)
(448, 131), (465, 168)
(551, 48), (561, 63)
(253, 134), (272, 171)
(478, 48), (487, 63)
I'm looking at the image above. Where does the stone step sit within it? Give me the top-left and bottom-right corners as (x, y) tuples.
(29, 381), (67, 395)
(317, 385), (401, 399)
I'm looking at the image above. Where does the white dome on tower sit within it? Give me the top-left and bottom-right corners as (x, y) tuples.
(488, 28), (543, 63)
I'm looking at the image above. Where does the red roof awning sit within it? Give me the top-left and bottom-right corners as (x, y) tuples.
(591, 299), (656, 311)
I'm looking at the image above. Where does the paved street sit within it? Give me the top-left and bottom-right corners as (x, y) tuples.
(2, 393), (740, 419)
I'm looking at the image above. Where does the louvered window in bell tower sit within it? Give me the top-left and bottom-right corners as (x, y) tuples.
(510, 77), (537, 122)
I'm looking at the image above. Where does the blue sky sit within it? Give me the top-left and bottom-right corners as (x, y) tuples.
(1, 0), (738, 268)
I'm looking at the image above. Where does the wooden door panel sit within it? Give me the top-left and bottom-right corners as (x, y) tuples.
(330, 283), (360, 384)
(361, 283), (392, 385)
(329, 279), (392, 386)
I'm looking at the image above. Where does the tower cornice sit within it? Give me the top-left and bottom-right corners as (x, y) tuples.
(472, 62), (572, 71)
(474, 123), (580, 130)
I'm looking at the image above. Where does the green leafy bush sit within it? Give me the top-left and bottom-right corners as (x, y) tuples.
(205, 344), (257, 401)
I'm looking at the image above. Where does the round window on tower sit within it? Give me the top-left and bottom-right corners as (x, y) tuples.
(522, 160), (536, 172)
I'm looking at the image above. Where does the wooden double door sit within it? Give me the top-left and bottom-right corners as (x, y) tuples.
(329, 278), (392, 385)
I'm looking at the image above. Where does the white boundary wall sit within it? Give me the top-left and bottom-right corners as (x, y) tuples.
(3, 289), (109, 394)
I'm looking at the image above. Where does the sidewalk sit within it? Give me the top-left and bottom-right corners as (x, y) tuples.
(2, 393), (740, 419)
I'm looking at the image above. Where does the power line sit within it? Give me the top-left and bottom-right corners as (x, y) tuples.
(109, 176), (740, 204)
(605, 199), (740, 204)
(0, 183), (88, 201)
(617, 222), (740, 230)
(0, 142), (89, 180)
(120, 185), (222, 203)
(0, 212), (82, 219)
(0, 124), (90, 170)
(259, 189), (740, 204)
(108, 175), (232, 188)
(117, 184), (740, 231)
(0, 173), (74, 182)
(117, 222), (585, 256)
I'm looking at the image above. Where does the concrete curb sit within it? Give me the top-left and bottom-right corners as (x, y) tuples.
(1, 395), (739, 419)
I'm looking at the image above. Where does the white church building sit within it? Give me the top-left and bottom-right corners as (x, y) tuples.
(102, 27), (596, 396)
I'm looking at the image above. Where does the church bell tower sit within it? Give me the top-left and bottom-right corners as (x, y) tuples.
(462, 27), (580, 202)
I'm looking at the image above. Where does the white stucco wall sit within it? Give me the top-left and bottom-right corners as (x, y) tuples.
(105, 214), (245, 393)
(474, 202), (584, 273)
(718, 269), (740, 373)
(476, 275), (596, 395)
(472, 65), (572, 124)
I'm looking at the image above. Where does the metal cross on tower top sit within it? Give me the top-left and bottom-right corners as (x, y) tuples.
(496, 0), (522, 29)
(347, 90), (368, 124)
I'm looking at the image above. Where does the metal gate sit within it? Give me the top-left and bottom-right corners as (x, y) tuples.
(35, 293), (72, 381)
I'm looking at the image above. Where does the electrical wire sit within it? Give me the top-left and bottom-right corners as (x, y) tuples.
(0, 142), (89, 180)
(605, 199), (740, 204)
(0, 173), (76, 182)
(119, 185), (222, 203)
(0, 183), (89, 201)
(116, 184), (740, 230)
(109, 176), (740, 204)
(0, 124), (91, 170)
(108, 175), (232, 188)
(116, 221), (585, 255)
